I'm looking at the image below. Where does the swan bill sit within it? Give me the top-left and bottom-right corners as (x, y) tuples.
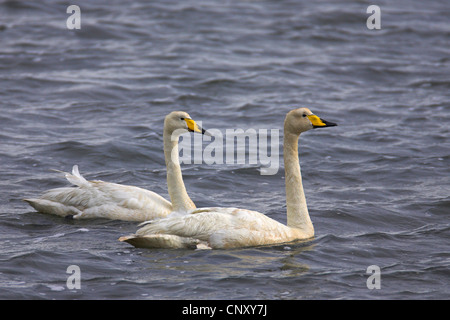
(184, 118), (208, 134)
(307, 115), (337, 128)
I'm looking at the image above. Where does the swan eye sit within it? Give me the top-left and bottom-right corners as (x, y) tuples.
(302, 114), (307, 118)
(180, 117), (185, 120)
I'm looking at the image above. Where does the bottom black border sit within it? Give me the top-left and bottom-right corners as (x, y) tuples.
(0, 299), (437, 319)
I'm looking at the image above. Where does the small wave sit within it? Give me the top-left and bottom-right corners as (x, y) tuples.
(197, 78), (238, 87)
(407, 79), (450, 89)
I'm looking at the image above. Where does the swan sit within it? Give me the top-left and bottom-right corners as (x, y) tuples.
(24, 111), (206, 221)
(119, 107), (336, 248)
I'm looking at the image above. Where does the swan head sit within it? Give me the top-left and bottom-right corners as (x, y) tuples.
(284, 107), (337, 135)
(164, 111), (207, 137)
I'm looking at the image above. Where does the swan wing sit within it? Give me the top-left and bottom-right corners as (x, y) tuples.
(25, 166), (172, 221)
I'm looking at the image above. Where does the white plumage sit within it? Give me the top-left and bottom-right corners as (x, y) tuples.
(24, 111), (205, 221)
(24, 165), (172, 221)
(120, 207), (306, 249)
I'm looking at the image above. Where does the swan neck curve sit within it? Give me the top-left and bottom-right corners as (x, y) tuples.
(283, 131), (314, 236)
(163, 128), (196, 212)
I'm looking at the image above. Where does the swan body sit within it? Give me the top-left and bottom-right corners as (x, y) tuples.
(119, 207), (310, 249)
(25, 111), (205, 221)
(120, 108), (336, 248)
(24, 165), (173, 221)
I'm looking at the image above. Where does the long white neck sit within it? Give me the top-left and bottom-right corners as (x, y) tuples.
(283, 131), (314, 236)
(163, 128), (196, 212)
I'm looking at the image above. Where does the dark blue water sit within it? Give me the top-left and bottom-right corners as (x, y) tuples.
(0, 0), (449, 299)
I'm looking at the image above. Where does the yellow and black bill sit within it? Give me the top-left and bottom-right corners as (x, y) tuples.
(182, 118), (207, 134)
(307, 114), (337, 128)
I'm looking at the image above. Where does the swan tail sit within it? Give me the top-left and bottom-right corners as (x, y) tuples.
(119, 234), (208, 249)
(23, 198), (83, 218)
(62, 165), (91, 188)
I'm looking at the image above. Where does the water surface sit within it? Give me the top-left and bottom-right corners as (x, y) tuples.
(0, 0), (449, 299)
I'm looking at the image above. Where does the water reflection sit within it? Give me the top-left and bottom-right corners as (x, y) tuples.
(138, 240), (316, 280)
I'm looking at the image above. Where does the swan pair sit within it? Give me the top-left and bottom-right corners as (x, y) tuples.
(26, 108), (336, 249)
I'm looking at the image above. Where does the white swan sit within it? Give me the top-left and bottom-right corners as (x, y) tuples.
(119, 107), (336, 248)
(24, 111), (206, 221)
